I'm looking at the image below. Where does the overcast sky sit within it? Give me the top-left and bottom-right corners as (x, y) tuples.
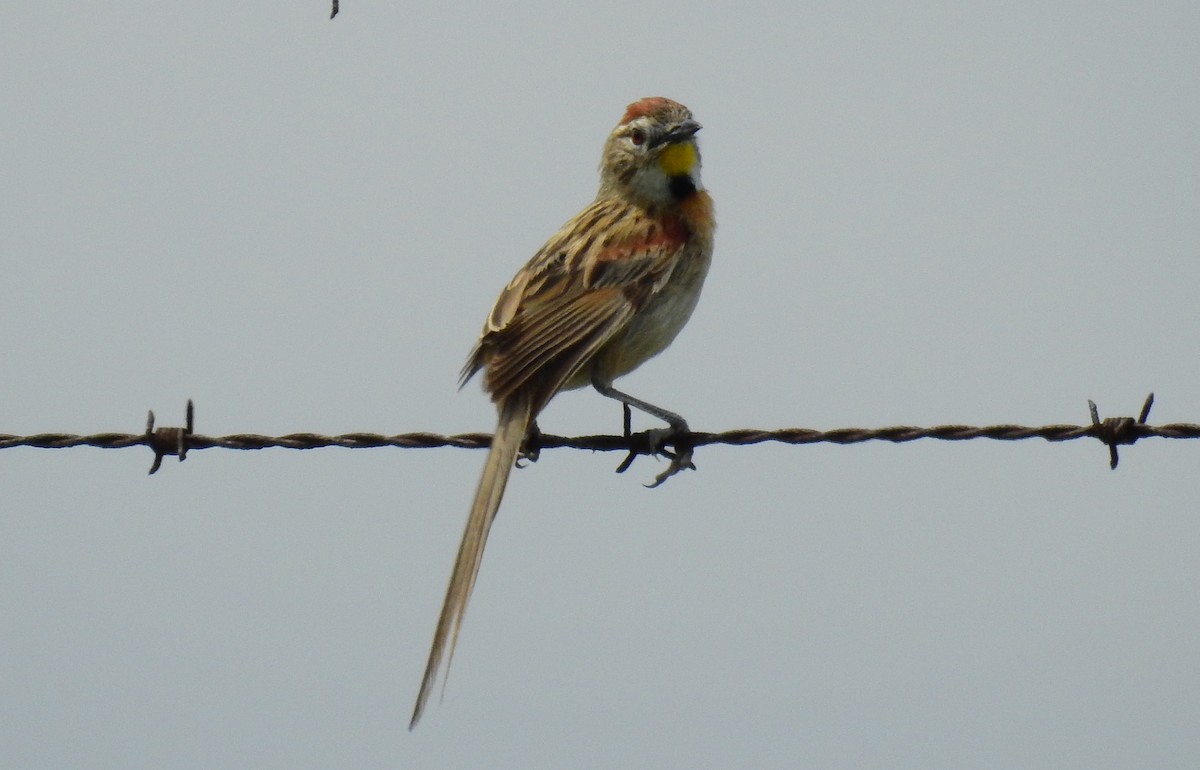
(3, 2), (1199, 768)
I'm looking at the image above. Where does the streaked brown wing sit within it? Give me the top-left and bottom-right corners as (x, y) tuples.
(461, 198), (685, 407)
(483, 286), (634, 410)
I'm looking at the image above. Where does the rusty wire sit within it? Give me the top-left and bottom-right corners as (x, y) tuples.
(1, 394), (1196, 475)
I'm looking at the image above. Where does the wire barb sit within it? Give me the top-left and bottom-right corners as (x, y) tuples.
(1088, 393), (1155, 469)
(146, 399), (194, 474)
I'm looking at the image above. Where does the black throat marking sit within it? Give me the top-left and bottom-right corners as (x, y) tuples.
(669, 174), (697, 201)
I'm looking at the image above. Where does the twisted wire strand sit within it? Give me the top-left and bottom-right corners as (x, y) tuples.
(4, 422), (1200, 451)
(1, 394), (1192, 473)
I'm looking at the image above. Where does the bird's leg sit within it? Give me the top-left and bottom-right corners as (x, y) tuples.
(613, 403), (637, 474)
(592, 377), (695, 486)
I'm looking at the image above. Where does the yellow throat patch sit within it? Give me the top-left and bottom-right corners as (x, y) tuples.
(658, 141), (698, 177)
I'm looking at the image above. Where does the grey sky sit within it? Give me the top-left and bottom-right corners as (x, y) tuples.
(3, 2), (1199, 768)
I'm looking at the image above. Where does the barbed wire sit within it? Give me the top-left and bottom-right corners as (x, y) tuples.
(2, 394), (1196, 476)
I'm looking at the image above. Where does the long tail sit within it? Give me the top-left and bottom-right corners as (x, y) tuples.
(409, 393), (532, 729)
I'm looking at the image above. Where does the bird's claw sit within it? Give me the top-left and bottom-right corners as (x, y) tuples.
(614, 423), (695, 487)
(643, 426), (696, 487)
(516, 422), (542, 468)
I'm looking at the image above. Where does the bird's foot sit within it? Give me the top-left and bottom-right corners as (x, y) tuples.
(614, 414), (696, 487)
(642, 423), (696, 488)
(516, 421), (542, 468)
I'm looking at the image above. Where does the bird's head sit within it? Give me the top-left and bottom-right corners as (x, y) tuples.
(599, 97), (703, 207)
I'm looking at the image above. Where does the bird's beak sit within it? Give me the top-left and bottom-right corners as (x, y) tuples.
(651, 119), (702, 148)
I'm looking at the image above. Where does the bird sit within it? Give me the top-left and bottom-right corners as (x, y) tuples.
(410, 96), (715, 728)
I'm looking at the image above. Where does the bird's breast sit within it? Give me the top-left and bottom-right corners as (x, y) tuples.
(589, 194), (714, 382)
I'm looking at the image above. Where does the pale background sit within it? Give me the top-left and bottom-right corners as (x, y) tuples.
(3, 2), (1199, 768)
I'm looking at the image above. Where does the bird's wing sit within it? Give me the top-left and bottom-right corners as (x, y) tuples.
(461, 198), (688, 409)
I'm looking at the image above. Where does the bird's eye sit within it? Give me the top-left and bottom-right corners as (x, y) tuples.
(629, 127), (646, 146)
